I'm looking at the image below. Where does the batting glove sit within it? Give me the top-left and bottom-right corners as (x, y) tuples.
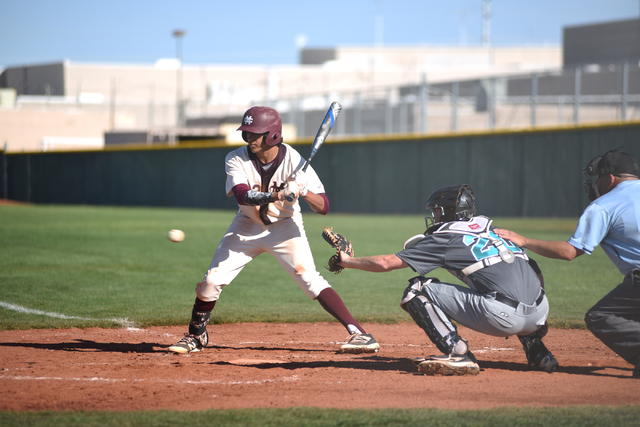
(284, 181), (303, 201)
(293, 171), (309, 196)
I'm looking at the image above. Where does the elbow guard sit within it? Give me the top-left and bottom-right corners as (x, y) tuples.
(244, 190), (273, 206)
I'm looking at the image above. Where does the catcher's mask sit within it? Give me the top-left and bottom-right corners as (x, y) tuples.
(425, 184), (477, 228)
(582, 147), (639, 201)
(237, 106), (283, 146)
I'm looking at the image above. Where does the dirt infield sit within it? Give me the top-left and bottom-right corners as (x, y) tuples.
(0, 323), (638, 412)
(0, 199), (29, 206)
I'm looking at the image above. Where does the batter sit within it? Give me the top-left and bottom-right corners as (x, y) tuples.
(169, 106), (379, 355)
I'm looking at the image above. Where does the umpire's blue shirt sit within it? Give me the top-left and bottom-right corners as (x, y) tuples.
(568, 180), (640, 275)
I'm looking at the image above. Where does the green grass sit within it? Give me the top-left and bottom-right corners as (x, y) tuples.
(0, 205), (619, 330)
(1, 406), (640, 427)
(0, 204), (630, 425)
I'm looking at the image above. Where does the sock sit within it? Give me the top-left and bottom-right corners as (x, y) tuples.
(189, 298), (215, 337)
(194, 297), (216, 312)
(316, 288), (366, 334)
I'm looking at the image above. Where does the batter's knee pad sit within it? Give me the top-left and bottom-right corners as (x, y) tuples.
(517, 332), (558, 373)
(188, 307), (211, 347)
(400, 277), (467, 356)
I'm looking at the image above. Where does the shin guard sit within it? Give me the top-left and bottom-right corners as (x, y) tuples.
(401, 277), (468, 355)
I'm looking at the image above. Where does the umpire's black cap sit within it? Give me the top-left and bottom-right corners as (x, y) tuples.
(597, 149), (639, 177)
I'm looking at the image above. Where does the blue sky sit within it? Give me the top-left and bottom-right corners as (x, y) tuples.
(0, 0), (638, 69)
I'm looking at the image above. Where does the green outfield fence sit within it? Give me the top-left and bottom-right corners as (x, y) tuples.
(3, 121), (640, 217)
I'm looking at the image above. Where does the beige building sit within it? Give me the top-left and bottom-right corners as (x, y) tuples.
(3, 17), (640, 153)
(0, 45), (563, 152)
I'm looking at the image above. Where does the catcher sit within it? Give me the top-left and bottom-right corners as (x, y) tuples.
(324, 184), (558, 375)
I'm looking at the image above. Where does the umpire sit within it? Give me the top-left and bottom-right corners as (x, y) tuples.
(496, 147), (640, 378)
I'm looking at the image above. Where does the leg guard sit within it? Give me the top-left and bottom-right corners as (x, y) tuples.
(188, 306), (211, 347)
(400, 277), (469, 356)
(517, 331), (558, 373)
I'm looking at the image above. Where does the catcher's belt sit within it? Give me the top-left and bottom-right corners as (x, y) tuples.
(494, 289), (545, 309)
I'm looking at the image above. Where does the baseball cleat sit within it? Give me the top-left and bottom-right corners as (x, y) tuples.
(518, 334), (558, 373)
(168, 334), (204, 354)
(417, 354), (480, 376)
(538, 352), (559, 373)
(340, 333), (380, 354)
(412, 357), (428, 366)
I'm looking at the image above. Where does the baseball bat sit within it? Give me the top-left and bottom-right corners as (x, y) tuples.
(285, 101), (342, 202)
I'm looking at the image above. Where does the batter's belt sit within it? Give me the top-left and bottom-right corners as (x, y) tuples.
(494, 289), (545, 309)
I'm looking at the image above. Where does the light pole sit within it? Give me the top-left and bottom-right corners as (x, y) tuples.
(172, 29), (185, 127)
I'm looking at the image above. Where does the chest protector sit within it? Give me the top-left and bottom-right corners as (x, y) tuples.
(432, 216), (528, 276)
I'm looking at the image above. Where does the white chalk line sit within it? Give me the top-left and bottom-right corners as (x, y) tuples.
(0, 375), (126, 383)
(0, 373), (300, 386)
(0, 301), (135, 328)
(474, 347), (516, 353)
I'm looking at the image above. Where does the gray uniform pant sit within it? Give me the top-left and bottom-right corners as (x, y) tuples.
(422, 281), (549, 338)
(584, 269), (640, 366)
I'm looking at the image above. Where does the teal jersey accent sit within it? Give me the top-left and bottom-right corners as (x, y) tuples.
(463, 231), (523, 262)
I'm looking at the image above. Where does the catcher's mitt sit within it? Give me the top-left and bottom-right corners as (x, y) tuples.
(322, 227), (354, 274)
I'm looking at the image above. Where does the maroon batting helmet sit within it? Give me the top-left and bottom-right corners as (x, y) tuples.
(237, 106), (282, 146)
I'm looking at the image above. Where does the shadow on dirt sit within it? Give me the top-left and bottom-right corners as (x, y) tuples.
(209, 355), (635, 378)
(212, 356), (417, 373)
(478, 359), (633, 378)
(0, 340), (158, 353)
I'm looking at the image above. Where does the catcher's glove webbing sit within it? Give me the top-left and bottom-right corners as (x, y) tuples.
(322, 227), (354, 274)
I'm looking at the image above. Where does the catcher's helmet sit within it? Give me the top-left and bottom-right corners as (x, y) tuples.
(237, 106), (282, 146)
(425, 184), (477, 226)
(582, 147), (639, 201)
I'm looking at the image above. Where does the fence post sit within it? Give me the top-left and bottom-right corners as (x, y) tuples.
(622, 60), (628, 120)
(573, 66), (581, 124)
(531, 73), (538, 127)
(298, 98), (305, 138)
(420, 73), (428, 133)
(451, 82), (459, 131)
(385, 88), (393, 134)
(399, 97), (407, 133)
(488, 78), (496, 130)
(353, 91), (361, 135)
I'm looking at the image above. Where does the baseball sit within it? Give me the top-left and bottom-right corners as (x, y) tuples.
(167, 229), (185, 242)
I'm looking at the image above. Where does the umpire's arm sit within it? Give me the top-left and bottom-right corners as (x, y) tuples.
(494, 229), (584, 261)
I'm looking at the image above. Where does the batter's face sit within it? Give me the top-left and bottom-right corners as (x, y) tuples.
(245, 132), (270, 154)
